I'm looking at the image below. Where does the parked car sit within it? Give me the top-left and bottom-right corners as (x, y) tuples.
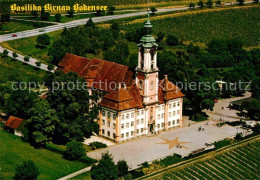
(12, 34), (17, 37)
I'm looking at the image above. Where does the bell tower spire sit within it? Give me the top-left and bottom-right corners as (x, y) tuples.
(135, 8), (159, 105)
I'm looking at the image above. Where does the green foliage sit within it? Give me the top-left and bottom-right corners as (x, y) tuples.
(14, 160), (39, 180)
(189, 3), (195, 9)
(214, 138), (232, 149)
(44, 71), (99, 144)
(35, 61), (41, 67)
(63, 140), (86, 160)
(89, 141), (107, 150)
(252, 124), (260, 134)
(206, 0), (213, 8)
(198, 0), (204, 8)
(91, 152), (118, 180)
(216, 0), (222, 6)
(27, 99), (58, 148)
(67, 9), (75, 17)
(31, 11), (38, 18)
(151, 7), (158, 14)
(253, 0), (259, 3)
(117, 160), (129, 177)
(237, 0), (245, 6)
(36, 34), (50, 49)
(166, 35), (179, 46)
(108, 6), (116, 15)
(86, 17), (95, 28)
(40, 9), (50, 21)
(47, 64), (54, 71)
(79, 156), (98, 164)
(55, 13), (62, 22)
(1, 14), (10, 23)
(2, 49), (9, 58)
(12, 52), (18, 59)
(240, 99), (260, 120)
(156, 31), (165, 42)
(24, 55), (30, 62)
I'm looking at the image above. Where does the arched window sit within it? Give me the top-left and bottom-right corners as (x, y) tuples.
(139, 80), (143, 90)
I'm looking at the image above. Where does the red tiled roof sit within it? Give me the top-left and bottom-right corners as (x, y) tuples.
(5, 116), (24, 130)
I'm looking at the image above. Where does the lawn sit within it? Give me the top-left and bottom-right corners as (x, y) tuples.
(0, 55), (47, 83)
(1, 30), (62, 64)
(0, 20), (54, 35)
(0, 128), (88, 180)
(122, 5), (260, 47)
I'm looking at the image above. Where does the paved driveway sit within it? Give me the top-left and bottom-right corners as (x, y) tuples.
(87, 120), (249, 170)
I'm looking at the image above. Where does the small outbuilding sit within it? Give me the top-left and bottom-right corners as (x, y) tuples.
(4, 116), (25, 137)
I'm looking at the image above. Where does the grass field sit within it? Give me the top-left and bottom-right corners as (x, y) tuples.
(0, 128), (88, 180)
(122, 5), (260, 47)
(147, 139), (260, 180)
(0, 55), (47, 83)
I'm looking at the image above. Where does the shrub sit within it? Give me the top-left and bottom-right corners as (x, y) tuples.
(189, 3), (195, 9)
(41, 12), (50, 21)
(206, 0), (213, 8)
(24, 56), (30, 62)
(35, 61), (42, 67)
(253, 0), (259, 3)
(151, 7), (158, 15)
(12, 52), (18, 59)
(89, 141), (107, 150)
(216, 0), (222, 6)
(36, 34), (50, 48)
(14, 160), (39, 180)
(108, 6), (115, 15)
(63, 140), (86, 160)
(198, 0), (204, 8)
(166, 35), (179, 46)
(47, 64), (54, 71)
(1, 14), (10, 23)
(157, 32), (165, 42)
(55, 13), (62, 22)
(31, 11), (38, 18)
(67, 9), (75, 17)
(214, 138), (232, 149)
(118, 160), (129, 177)
(237, 0), (245, 6)
(86, 18), (95, 28)
(2, 49), (9, 58)
(79, 156), (98, 164)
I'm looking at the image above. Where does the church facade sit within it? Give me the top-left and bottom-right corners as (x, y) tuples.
(58, 12), (184, 143)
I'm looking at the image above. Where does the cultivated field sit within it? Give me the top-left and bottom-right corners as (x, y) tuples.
(122, 6), (260, 47)
(146, 139), (260, 180)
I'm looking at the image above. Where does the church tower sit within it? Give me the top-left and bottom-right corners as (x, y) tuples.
(136, 9), (159, 106)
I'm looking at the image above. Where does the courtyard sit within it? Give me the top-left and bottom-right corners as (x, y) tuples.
(87, 120), (250, 170)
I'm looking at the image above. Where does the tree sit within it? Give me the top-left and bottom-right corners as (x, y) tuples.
(198, 0), (204, 8)
(96, 10), (103, 16)
(35, 61), (41, 67)
(166, 35), (179, 46)
(41, 10), (50, 21)
(240, 99), (260, 120)
(1, 14), (10, 23)
(2, 49), (9, 58)
(31, 11), (38, 18)
(150, 7), (158, 15)
(111, 22), (120, 39)
(91, 152), (118, 180)
(189, 3), (195, 9)
(86, 18), (95, 28)
(27, 99), (58, 148)
(253, 0), (259, 3)
(44, 71), (99, 144)
(67, 9), (75, 17)
(36, 34), (50, 48)
(108, 6), (115, 15)
(206, 0), (213, 8)
(117, 160), (129, 177)
(24, 56), (30, 62)
(215, 0), (222, 6)
(14, 160), (39, 180)
(47, 64), (54, 71)
(54, 13), (62, 22)
(237, 0), (245, 6)
(157, 32), (165, 42)
(63, 140), (86, 160)
(12, 52), (18, 60)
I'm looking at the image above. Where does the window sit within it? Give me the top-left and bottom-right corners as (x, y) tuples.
(113, 114), (116, 120)
(102, 120), (105, 125)
(102, 110), (105, 116)
(137, 129), (140, 134)
(177, 102), (180, 107)
(177, 110), (180, 115)
(137, 120), (140, 125)
(157, 124), (160, 129)
(150, 81), (154, 90)
(173, 103), (176, 108)
(121, 134), (124, 139)
(141, 110), (144, 115)
(121, 124), (124, 129)
(172, 120), (175, 125)
(141, 128), (144, 133)
(161, 123), (164, 128)
(131, 113), (134, 118)
(169, 103), (172, 109)
(108, 112), (111, 119)
(122, 115), (125, 121)
(107, 122), (110, 127)
(162, 105), (165, 110)
(126, 114), (129, 119)
(168, 121), (171, 126)
(169, 112), (172, 117)
(131, 121), (134, 127)
(177, 119), (180, 124)
(158, 106), (161, 112)
(113, 123), (116, 129)
(141, 119), (144, 124)
(107, 131), (110, 137)
(157, 114), (160, 119)
(126, 123), (129, 128)
(126, 132), (129, 138)
(113, 133), (116, 138)
(102, 129), (105, 134)
(161, 113), (164, 119)
(137, 111), (140, 116)
(131, 131), (134, 136)
(173, 111), (176, 116)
